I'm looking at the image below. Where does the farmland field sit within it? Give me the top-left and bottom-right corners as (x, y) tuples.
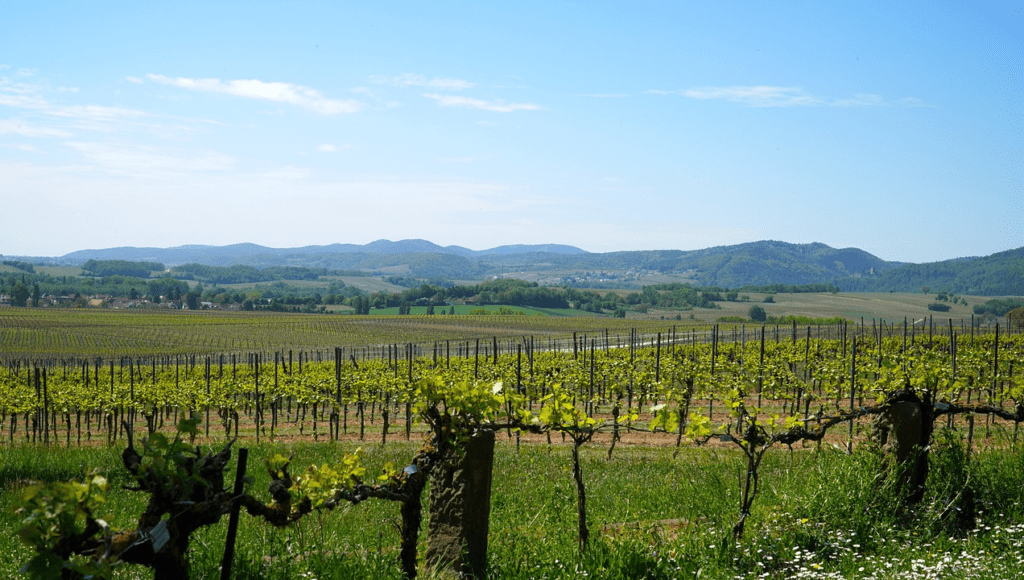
(1, 303), (1022, 579)
(0, 308), (693, 360)
(0, 292), (1005, 361)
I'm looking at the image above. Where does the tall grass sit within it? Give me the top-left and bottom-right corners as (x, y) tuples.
(2, 437), (1022, 579)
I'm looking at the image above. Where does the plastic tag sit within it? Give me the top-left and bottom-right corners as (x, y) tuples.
(150, 520), (170, 553)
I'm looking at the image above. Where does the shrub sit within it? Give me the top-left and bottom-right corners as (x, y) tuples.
(748, 305), (767, 322)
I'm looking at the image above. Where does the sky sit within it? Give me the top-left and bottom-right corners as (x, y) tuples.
(1, 1), (1021, 264)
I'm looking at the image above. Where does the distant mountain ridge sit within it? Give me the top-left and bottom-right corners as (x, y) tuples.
(7, 240), (1022, 295)
(56, 240), (589, 265)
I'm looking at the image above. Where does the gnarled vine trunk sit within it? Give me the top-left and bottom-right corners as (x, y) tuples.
(870, 391), (933, 505)
(425, 429), (495, 579)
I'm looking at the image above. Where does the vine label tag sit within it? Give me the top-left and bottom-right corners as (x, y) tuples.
(150, 520), (170, 553)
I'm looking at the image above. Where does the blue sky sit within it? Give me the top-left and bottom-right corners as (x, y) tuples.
(1, 1), (1021, 263)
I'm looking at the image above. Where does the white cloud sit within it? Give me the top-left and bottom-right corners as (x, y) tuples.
(1, 75), (151, 130)
(652, 85), (931, 108)
(680, 86), (822, 107)
(146, 74), (363, 114)
(371, 73), (473, 90)
(423, 94), (541, 112)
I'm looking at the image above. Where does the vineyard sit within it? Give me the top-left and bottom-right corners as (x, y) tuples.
(0, 309), (692, 359)
(1, 314), (1023, 579)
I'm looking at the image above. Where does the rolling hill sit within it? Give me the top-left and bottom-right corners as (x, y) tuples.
(5, 240), (1022, 296)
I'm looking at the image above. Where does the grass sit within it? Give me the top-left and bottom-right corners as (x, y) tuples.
(2, 432), (1023, 579)
(694, 292), (986, 325)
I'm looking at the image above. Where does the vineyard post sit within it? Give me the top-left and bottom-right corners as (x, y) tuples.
(109, 360), (115, 441)
(712, 324), (718, 376)
(590, 340), (596, 416)
(848, 336), (856, 454)
(32, 366), (39, 444)
(655, 332), (661, 384)
(990, 323), (1000, 439)
(129, 359), (135, 439)
(740, 324), (746, 367)
(335, 347), (341, 441)
(407, 343), (413, 440)
(205, 357), (211, 439)
(254, 353), (260, 444)
(220, 447), (249, 580)
(758, 325), (765, 408)
(949, 327), (958, 429)
(805, 327), (811, 381)
(516, 344), (523, 396)
(42, 366), (50, 445)
(843, 321), (848, 358)
(903, 317), (908, 354)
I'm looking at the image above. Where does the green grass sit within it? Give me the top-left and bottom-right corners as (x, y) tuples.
(3, 435), (1023, 579)
(696, 292), (987, 325)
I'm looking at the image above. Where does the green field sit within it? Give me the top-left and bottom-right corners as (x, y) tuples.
(0, 291), (1007, 361)
(620, 291), (991, 324)
(3, 439), (1023, 579)
(1, 303), (1022, 579)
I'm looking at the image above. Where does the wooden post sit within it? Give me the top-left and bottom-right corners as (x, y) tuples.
(220, 448), (249, 580)
(848, 337), (856, 454)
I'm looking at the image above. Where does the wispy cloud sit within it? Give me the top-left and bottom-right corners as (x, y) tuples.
(577, 93), (630, 98)
(438, 154), (497, 163)
(0, 118), (73, 137)
(371, 73), (473, 90)
(423, 94), (541, 113)
(1, 75), (151, 130)
(65, 141), (234, 177)
(146, 74), (363, 114)
(317, 143), (352, 153)
(650, 85), (931, 108)
(676, 86), (821, 107)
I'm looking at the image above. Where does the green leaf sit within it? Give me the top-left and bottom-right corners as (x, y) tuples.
(23, 552), (63, 580)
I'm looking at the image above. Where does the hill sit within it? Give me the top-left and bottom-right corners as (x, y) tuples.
(5, 240), (1022, 296)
